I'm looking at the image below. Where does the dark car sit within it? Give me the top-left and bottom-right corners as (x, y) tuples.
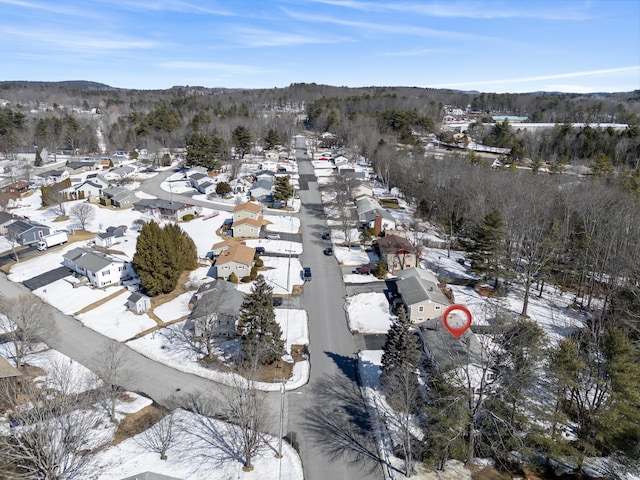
(321, 232), (330, 240)
(273, 297), (283, 307)
(255, 246), (266, 254)
(323, 247), (334, 256)
(355, 265), (371, 275)
(302, 267), (312, 281)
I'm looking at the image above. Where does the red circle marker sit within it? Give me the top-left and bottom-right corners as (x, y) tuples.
(442, 304), (472, 339)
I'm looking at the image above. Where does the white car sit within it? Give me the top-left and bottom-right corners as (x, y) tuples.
(266, 233), (280, 240)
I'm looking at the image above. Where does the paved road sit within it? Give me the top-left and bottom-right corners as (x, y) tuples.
(0, 271), (260, 417)
(286, 152), (384, 480)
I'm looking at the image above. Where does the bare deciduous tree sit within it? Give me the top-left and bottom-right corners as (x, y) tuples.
(0, 363), (98, 480)
(94, 341), (132, 424)
(0, 294), (55, 368)
(136, 408), (178, 460)
(69, 202), (96, 230)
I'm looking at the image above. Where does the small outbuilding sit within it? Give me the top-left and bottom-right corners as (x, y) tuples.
(126, 292), (151, 314)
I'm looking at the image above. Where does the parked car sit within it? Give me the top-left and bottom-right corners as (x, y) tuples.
(323, 247), (334, 256)
(355, 265), (371, 275)
(321, 232), (331, 240)
(266, 233), (280, 240)
(255, 246), (266, 254)
(302, 267), (312, 282)
(273, 297), (283, 307)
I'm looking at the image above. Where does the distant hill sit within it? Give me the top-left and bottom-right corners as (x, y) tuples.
(0, 80), (116, 91)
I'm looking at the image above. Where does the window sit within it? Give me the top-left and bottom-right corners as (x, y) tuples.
(435, 305), (441, 311)
(418, 306), (424, 312)
(102, 270), (110, 276)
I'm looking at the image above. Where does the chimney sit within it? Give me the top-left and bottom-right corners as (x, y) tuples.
(374, 215), (383, 235)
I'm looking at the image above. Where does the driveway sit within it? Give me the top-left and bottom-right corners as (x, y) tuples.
(22, 266), (74, 290)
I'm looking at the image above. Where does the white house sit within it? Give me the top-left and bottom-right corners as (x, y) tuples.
(63, 247), (133, 288)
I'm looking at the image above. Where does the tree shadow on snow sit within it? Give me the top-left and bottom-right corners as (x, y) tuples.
(301, 371), (389, 478)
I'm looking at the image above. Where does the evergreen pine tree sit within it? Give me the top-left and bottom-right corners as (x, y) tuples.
(273, 175), (294, 203)
(238, 275), (285, 365)
(232, 125), (252, 158)
(34, 148), (43, 166)
(598, 328), (640, 455)
(132, 221), (197, 296)
(380, 305), (420, 394)
(264, 128), (281, 150)
(466, 208), (505, 288)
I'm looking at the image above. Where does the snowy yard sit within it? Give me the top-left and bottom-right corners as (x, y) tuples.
(345, 292), (393, 334)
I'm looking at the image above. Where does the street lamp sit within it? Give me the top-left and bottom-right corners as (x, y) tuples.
(276, 379), (285, 459)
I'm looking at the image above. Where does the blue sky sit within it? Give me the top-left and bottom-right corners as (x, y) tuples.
(1, 0), (639, 93)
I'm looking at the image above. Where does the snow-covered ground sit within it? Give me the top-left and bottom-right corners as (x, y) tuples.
(345, 292), (392, 334)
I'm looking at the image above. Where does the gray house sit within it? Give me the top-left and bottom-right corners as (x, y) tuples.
(248, 178), (273, 200)
(101, 186), (138, 208)
(395, 267), (450, 323)
(6, 220), (51, 245)
(187, 280), (245, 338)
(133, 199), (200, 221)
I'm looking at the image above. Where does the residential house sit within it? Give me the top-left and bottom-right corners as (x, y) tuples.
(94, 226), (126, 247)
(43, 169), (70, 185)
(0, 191), (21, 210)
(63, 247), (132, 288)
(0, 355), (22, 405)
(188, 172), (218, 195)
(395, 267), (450, 323)
(186, 280), (245, 338)
(65, 159), (99, 173)
(248, 178), (273, 200)
(0, 181), (31, 196)
(351, 183), (374, 200)
(126, 292), (151, 314)
(230, 202), (263, 238)
(232, 217), (262, 238)
(333, 155), (349, 167)
(0, 211), (20, 235)
(104, 165), (135, 181)
(357, 196), (396, 234)
(255, 170), (275, 182)
(0, 181), (31, 209)
(377, 234), (417, 273)
(133, 199), (200, 221)
(232, 202), (262, 222)
(101, 186), (138, 209)
(214, 243), (255, 281)
(69, 175), (109, 202)
(260, 157), (278, 172)
(6, 220), (51, 245)
(416, 318), (483, 387)
(209, 238), (237, 257)
(120, 472), (183, 480)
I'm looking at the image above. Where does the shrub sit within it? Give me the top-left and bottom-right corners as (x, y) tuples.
(182, 214), (195, 222)
(241, 276), (252, 283)
(228, 272), (239, 283)
(250, 266), (258, 280)
(254, 258), (264, 268)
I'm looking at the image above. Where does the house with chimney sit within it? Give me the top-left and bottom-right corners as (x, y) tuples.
(377, 234), (417, 273)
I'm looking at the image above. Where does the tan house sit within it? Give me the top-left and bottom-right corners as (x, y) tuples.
(210, 238), (237, 257)
(395, 267), (450, 323)
(377, 234), (417, 273)
(215, 243), (255, 280)
(232, 217), (262, 238)
(232, 202), (262, 222)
